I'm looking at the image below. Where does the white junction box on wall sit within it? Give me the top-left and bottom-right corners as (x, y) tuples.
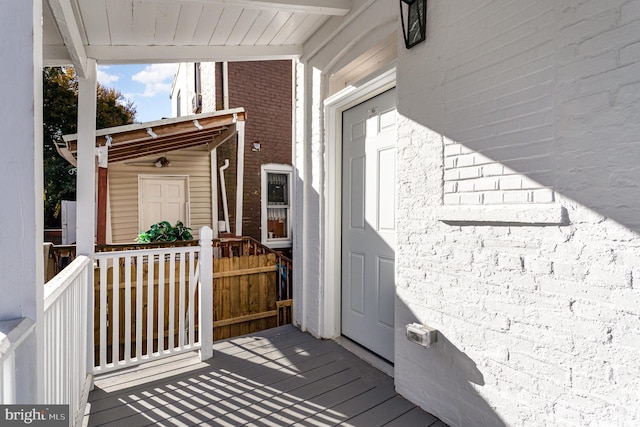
(406, 323), (438, 347)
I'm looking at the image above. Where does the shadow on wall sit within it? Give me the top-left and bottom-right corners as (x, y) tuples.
(396, 0), (640, 234)
(293, 160), (322, 332)
(396, 301), (507, 427)
(339, 215), (506, 426)
(390, 3), (640, 425)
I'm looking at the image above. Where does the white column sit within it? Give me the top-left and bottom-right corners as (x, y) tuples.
(293, 60), (307, 332)
(234, 120), (245, 236)
(198, 226), (213, 360)
(76, 59), (97, 255)
(298, 64), (325, 337)
(0, 0), (44, 402)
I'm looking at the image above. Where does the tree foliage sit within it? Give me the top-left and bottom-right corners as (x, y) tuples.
(43, 67), (136, 227)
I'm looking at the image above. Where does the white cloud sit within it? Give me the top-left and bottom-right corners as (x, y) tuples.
(97, 66), (119, 85)
(132, 64), (177, 97)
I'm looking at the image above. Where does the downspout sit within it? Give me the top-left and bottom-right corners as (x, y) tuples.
(212, 62), (230, 237)
(211, 148), (218, 237)
(219, 159), (230, 233)
(223, 64), (245, 237)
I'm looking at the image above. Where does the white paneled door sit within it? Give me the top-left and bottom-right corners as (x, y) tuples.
(341, 88), (397, 363)
(139, 176), (189, 231)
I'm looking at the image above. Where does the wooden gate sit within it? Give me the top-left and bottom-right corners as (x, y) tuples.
(213, 237), (293, 341)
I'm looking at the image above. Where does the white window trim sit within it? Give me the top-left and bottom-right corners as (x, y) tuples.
(261, 163), (293, 248)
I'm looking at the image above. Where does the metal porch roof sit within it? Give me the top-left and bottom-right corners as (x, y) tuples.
(60, 108), (246, 165)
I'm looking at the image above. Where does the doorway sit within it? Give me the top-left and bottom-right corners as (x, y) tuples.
(341, 88), (397, 363)
(139, 175), (189, 231)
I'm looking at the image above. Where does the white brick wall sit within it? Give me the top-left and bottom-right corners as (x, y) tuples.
(440, 0), (556, 207)
(395, 1), (640, 426)
(296, 0), (640, 425)
(199, 62), (217, 113)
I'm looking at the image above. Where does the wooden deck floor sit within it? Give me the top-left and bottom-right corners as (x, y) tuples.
(87, 325), (447, 427)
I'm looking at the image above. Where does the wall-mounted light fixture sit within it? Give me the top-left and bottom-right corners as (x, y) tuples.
(154, 157), (171, 168)
(400, 0), (427, 49)
(252, 141), (261, 152)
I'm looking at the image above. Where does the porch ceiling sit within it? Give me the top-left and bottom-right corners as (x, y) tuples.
(60, 108), (246, 165)
(43, 0), (351, 73)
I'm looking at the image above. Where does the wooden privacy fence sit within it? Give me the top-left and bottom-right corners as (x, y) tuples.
(213, 237), (293, 341)
(91, 237), (292, 362)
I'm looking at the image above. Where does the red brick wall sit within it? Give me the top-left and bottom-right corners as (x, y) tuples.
(215, 60), (293, 242)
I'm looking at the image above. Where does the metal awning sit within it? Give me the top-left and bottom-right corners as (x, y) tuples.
(59, 108), (246, 166)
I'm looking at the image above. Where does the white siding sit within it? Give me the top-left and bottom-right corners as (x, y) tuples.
(171, 62), (196, 117)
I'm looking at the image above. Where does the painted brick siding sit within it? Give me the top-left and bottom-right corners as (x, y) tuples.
(200, 62), (217, 114)
(216, 60), (293, 241)
(441, 1), (555, 206)
(395, 1), (640, 426)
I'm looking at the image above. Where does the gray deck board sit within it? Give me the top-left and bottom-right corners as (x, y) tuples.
(87, 325), (446, 427)
(383, 408), (438, 427)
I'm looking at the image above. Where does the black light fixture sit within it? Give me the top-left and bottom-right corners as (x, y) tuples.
(400, 0), (427, 49)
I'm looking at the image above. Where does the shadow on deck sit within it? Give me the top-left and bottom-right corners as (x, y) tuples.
(87, 325), (447, 426)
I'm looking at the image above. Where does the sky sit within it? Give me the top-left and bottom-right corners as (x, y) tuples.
(97, 63), (178, 123)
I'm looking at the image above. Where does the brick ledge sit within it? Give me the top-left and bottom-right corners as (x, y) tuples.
(436, 204), (568, 226)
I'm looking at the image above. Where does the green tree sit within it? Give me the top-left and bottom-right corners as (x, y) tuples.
(43, 67), (136, 227)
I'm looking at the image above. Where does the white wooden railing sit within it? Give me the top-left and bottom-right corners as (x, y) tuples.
(3, 228), (213, 426)
(43, 255), (92, 427)
(0, 317), (36, 403)
(92, 227), (213, 373)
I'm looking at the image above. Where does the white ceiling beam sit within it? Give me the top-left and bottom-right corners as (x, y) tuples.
(87, 45), (302, 64)
(47, 0), (88, 77)
(43, 45), (72, 66)
(142, 0), (351, 16)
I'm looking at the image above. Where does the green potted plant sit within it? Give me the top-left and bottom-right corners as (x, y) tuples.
(136, 220), (193, 243)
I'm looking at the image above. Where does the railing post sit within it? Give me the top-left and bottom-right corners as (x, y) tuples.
(86, 255), (94, 378)
(198, 226), (214, 361)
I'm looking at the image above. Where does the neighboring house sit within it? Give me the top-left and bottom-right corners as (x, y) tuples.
(4, 2), (640, 427)
(171, 61), (294, 252)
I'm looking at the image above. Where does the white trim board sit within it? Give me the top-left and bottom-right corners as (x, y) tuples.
(322, 67), (396, 340)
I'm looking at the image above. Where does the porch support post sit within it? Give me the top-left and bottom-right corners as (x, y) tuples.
(76, 59), (97, 255)
(234, 120), (245, 236)
(0, 0), (44, 403)
(96, 147), (108, 245)
(198, 226), (213, 360)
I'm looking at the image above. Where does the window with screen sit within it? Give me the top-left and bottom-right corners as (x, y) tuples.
(261, 165), (292, 248)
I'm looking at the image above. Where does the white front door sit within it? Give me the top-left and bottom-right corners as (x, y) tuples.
(341, 88), (396, 362)
(139, 176), (189, 231)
